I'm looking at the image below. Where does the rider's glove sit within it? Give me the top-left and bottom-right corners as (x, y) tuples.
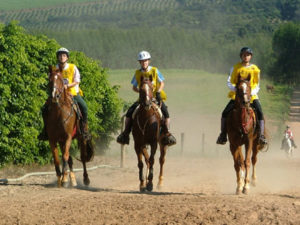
(156, 92), (162, 104)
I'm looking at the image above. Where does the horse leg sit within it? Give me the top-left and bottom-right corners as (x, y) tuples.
(243, 142), (253, 194)
(135, 145), (146, 192)
(79, 138), (90, 186)
(146, 143), (157, 192)
(68, 156), (77, 187)
(251, 143), (258, 186)
(142, 147), (150, 186)
(231, 145), (243, 195)
(60, 138), (72, 187)
(157, 144), (167, 190)
(50, 141), (62, 187)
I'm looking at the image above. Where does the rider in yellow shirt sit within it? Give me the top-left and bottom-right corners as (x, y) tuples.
(117, 51), (176, 146)
(216, 47), (267, 145)
(39, 48), (89, 140)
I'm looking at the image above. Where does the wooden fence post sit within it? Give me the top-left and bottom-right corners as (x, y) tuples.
(120, 115), (125, 168)
(181, 132), (184, 155)
(202, 133), (205, 154)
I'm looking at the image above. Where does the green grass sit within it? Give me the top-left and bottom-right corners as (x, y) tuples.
(0, 0), (97, 11)
(108, 69), (291, 137)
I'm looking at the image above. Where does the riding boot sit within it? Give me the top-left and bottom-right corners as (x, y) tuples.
(161, 118), (176, 146)
(81, 121), (91, 141)
(259, 120), (267, 145)
(38, 104), (48, 141)
(117, 117), (132, 145)
(216, 118), (227, 145)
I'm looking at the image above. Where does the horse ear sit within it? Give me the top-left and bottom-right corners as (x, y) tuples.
(140, 76), (144, 83)
(149, 75), (153, 82)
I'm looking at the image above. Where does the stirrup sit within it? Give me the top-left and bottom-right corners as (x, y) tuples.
(162, 133), (176, 146)
(259, 135), (267, 145)
(117, 133), (130, 145)
(216, 133), (227, 145)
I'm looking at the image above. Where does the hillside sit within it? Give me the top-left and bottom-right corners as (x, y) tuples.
(0, 0), (299, 70)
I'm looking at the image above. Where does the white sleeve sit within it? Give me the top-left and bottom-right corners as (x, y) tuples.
(251, 83), (260, 96)
(74, 66), (80, 83)
(227, 67), (236, 91)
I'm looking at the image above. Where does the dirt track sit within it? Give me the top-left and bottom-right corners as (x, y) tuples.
(0, 116), (300, 225)
(1, 143), (300, 225)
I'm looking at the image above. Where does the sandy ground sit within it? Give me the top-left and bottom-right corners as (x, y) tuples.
(0, 115), (300, 225)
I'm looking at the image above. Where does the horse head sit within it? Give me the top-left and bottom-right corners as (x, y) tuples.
(236, 73), (251, 108)
(48, 66), (65, 104)
(139, 76), (154, 110)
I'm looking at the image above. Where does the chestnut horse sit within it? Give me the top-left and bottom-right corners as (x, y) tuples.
(46, 66), (94, 187)
(227, 74), (266, 194)
(132, 76), (168, 192)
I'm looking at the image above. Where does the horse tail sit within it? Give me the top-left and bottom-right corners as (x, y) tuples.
(85, 139), (95, 162)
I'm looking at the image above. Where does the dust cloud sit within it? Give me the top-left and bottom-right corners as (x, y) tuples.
(101, 112), (300, 195)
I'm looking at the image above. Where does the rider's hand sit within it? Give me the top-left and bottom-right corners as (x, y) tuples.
(156, 92), (161, 104)
(64, 84), (68, 89)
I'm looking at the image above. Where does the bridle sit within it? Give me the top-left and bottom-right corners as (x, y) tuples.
(49, 70), (74, 124)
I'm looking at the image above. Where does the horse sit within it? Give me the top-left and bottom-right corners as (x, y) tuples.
(131, 76), (168, 192)
(282, 133), (293, 158)
(227, 74), (266, 194)
(45, 66), (94, 187)
(266, 84), (274, 93)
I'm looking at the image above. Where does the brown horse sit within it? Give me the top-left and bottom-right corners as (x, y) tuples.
(45, 66), (94, 187)
(132, 76), (168, 192)
(227, 74), (265, 194)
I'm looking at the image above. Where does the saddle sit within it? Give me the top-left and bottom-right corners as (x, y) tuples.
(132, 102), (163, 120)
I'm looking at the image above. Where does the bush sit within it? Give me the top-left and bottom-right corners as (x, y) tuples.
(0, 21), (122, 167)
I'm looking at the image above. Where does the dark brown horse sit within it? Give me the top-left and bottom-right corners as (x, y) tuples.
(227, 74), (266, 194)
(132, 76), (168, 192)
(45, 66), (94, 187)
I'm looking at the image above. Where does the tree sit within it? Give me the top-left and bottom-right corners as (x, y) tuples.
(0, 21), (122, 167)
(269, 22), (300, 83)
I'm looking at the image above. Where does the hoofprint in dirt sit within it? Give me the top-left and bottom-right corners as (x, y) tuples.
(1, 147), (300, 225)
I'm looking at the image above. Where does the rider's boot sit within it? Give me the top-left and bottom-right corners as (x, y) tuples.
(216, 118), (227, 145)
(81, 121), (91, 141)
(161, 118), (176, 146)
(38, 127), (48, 140)
(38, 104), (48, 141)
(117, 117), (132, 145)
(259, 120), (267, 145)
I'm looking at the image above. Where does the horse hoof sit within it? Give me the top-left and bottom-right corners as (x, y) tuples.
(146, 182), (153, 192)
(62, 181), (69, 188)
(236, 189), (242, 195)
(140, 186), (146, 192)
(242, 187), (249, 195)
(157, 184), (163, 191)
(84, 177), (90, 186)
(251, 180), (256, 187)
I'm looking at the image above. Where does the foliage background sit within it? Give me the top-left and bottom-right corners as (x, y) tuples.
(0, 22), (122, 167)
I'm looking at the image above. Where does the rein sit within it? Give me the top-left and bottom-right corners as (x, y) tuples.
(51, 74), (75, 124)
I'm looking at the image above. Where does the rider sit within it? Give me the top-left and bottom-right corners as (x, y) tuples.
(116, 50), (176, 146)
(38, 47), (89, 140)
(216, 47), (267, 145)
(281, 125), (297, 149)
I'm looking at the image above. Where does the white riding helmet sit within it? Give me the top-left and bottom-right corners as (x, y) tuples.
(137, 51), (151, 61)
(56, 47), (69, 57)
